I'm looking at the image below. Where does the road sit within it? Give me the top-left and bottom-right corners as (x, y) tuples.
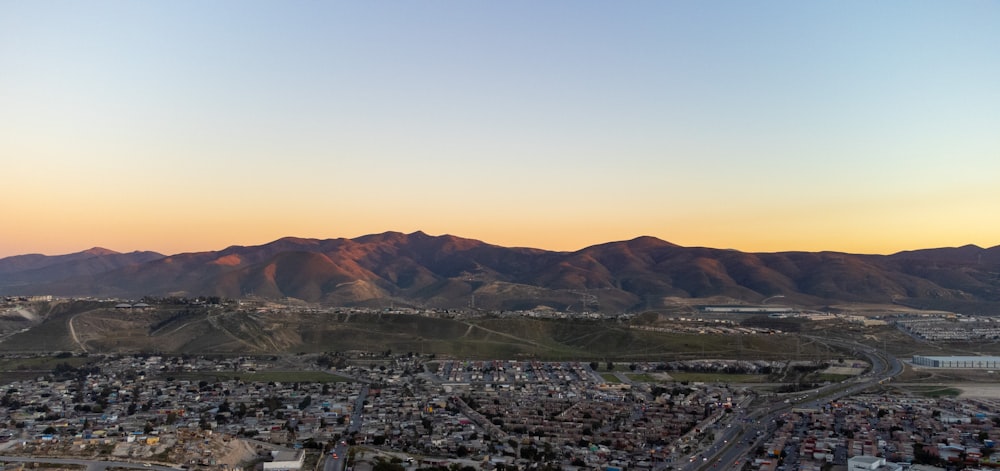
(68, 313), (87, 352)
(679, 336), (903, 471)
(324, 384), (369, 471)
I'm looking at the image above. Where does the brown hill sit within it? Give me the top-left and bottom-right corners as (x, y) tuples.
(2, 232), (999, 312)
(0, 249), (163, 292)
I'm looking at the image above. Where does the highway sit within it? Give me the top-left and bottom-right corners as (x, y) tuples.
(680, 336), (903, 471)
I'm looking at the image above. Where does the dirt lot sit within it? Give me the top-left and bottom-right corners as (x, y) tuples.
(894, 363), (1000, 398)
(956, 384), (1000, 398)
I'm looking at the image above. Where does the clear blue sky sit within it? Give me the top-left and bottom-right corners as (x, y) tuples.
(2, 1), (998, 257)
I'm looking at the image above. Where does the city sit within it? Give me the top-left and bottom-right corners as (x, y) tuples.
(0, 298), (998, 471)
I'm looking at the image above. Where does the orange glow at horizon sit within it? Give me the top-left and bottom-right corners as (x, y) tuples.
(2, 2), (998, 259)
(4, 208), (999, 258)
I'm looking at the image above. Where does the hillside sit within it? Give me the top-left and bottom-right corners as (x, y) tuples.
(2, 232), (1000, 313)
(0, 300), (838, 359)
(0, 249), (163, 292)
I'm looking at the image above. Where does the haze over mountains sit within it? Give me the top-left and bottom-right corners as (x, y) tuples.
(2, 232), (999, 313)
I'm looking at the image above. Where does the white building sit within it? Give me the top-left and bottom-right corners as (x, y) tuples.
(848, 456), (903, 471)
(263, 450), (305, 471)
(912, 355), (1000, 368)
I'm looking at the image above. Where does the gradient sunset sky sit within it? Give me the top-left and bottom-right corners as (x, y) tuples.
(2, 2), (998, 258)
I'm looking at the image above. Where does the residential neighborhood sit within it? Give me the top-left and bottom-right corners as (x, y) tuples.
(0, 350), (996, 471)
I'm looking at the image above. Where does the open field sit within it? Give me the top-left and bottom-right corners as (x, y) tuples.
(807, 373), (853, 383)
(600, 373), (621, 383)
(0, 354), (101, 384)
(661, 372), (769, 383)
(888, 363), (1000, 398)
(0, 355), (95, 371)
(625, 373), (660, 383)
(158, 370), (352, 383)
(919, 387), (963, 398)
(890, 385), (963, 398)
(954, 385), (1000, 398)
(896, 363), (1000, 383)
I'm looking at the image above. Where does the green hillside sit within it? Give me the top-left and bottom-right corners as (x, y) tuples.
(0, 301), (847, 361)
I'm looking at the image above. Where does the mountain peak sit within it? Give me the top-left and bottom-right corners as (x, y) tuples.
(83, 247), (120, 256)
(890, 244), (986, 261)
(584, 236), (678, 252)
(4, 233), (1000, 313)
(271, 236), (320, 246)
(625, 236), (678, 248)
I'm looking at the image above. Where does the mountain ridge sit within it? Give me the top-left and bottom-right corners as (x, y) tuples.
(3, 232), (999, 312)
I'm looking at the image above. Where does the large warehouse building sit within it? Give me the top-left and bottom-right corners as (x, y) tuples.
(912, 355), (1000, 368)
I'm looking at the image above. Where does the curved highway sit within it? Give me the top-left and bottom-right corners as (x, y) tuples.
(682, 336), (902, 471)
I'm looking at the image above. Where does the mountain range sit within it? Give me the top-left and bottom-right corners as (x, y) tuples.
(2, 232), (1000, 313)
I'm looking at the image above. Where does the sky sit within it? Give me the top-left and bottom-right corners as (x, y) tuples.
(2, 1), (999, 258)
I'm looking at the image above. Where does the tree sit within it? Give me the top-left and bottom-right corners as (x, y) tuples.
(298, 395), (312, 410)
(264, 395), (282, 412)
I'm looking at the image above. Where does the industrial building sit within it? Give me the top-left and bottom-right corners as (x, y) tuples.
(912, 355), (1000, 368)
